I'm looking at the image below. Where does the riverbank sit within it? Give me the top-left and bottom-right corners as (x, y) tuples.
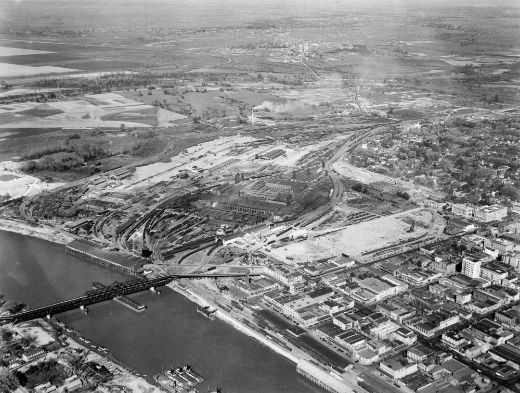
(0, 218), (75, 245)
(0, 221), (300, 369)
(4, 318), (165, 393)
(168, 282), (299, 364)
(0, 230), (318, 393)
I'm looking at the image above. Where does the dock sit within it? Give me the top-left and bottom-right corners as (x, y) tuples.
(113, 295), (146, 312)
(154, 365), (204, 393)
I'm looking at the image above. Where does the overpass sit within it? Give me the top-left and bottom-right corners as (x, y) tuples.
(0, 271), (260, 324)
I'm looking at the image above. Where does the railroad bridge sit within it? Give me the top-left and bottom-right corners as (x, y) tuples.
(0, 272), (259, 324)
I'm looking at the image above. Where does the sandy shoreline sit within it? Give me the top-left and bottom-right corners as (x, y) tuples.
(0, 218), (75, 245)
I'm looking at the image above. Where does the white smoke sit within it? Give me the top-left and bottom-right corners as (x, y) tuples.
(254, 100), (309, 114)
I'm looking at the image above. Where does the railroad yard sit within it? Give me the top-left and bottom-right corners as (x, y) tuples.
(1, 1), (520, 393)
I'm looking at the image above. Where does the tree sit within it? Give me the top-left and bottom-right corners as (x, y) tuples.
(352, 183), (363, 192)
(397, 190), (410, 200)
(6, 302), (25, 314)
(0, 367), (19, 393)
(0, 328), (13, 342)
(454, 157), (465, 170)
(500, 184), (519, 200)
(342, 73), (366, 114)
(20, 334), (36, 348)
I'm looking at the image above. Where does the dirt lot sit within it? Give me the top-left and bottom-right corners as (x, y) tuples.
(268, 208), (431, 263)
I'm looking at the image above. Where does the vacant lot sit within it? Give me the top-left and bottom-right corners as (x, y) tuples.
(269, 208), (429, 262)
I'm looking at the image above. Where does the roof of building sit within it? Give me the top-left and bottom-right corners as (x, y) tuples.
(381, 355), (414, 371)
(358, 277), (393, 294)
(441, 359), (468, 374)
(489, 344), (520, 365)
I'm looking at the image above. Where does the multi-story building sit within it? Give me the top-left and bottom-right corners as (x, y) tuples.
(480, 262), (508, 284)
(442, 331), (471, 350)
(350, 275), (408, 305)
(430, 259), (458, 275)
(452, 203), (474, 218)
(391, 327), (417, 345)
(238, 277), (280, 298)
(452, 203), (508, 222)
(504, 251), (520, 271)
(263, 287), (335, 322)
(370, 319), (400, 339)
(490, 238), (515, 255)
(474, 204), (508, 222)
(262, 265), (304, 286)
(377, 302), (415, 323)
(407, 344), (434, 363)
(379, 356), (418, 380)
(462, 256), (481, 278)
(294, 304), (330, 327)
(462, 319), (514, 347)
(335, 329), (367, 353)
(410, 310), (460, 338)
(332, 313), (356, 330)
(398, 269), (442, 286)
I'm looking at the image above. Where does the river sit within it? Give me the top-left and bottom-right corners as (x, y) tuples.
(0, 230), (321, 393)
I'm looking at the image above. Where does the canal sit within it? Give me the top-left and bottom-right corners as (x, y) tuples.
(0, 230), (322, 393)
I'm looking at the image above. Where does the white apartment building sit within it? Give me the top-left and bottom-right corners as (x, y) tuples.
(462, 256), (481, 278)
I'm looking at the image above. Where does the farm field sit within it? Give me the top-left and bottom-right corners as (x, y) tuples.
(0, 62), (79, 78)
(0, 92), (187, 129)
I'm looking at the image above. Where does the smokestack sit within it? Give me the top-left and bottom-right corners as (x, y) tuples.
(251, 108), (255, 124)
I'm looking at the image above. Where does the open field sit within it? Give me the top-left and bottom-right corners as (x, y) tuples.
(0, 46), (53, 56)
(0, 62), (79, 78)
(0, 92), (186, 129)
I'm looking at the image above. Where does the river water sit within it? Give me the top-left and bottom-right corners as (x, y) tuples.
(0, 230), (321, 393)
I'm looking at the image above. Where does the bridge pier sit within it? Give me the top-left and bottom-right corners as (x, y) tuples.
(7, 272), (261, 323)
